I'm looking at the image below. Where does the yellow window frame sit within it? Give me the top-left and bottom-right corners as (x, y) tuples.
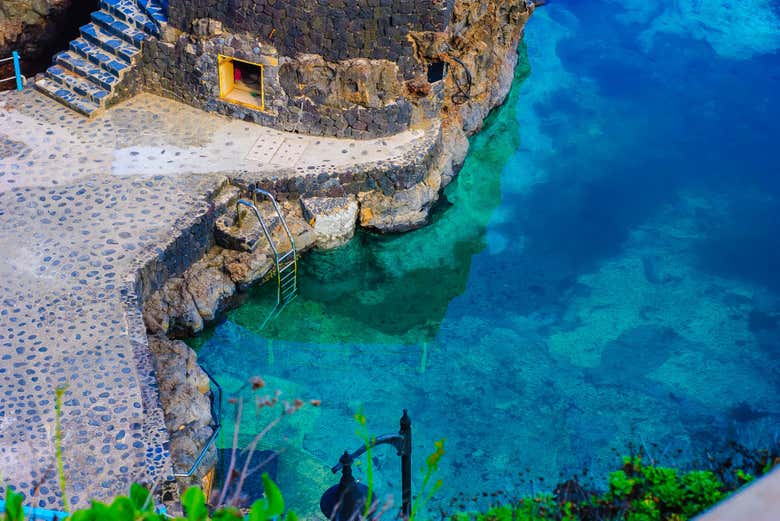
(218, 54), (265, 111)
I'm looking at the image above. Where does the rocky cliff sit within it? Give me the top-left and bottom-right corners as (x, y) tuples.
(358, 0), (535, 231)
(0, 0), (97, 88)
(0, 0), (79, 62)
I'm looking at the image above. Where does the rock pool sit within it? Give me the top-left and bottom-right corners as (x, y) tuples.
(190, 2), (780, 516)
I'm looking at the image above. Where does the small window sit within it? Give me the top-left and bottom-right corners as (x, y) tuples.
(427, 61), (446, 83)
(218, 55), (265, 110)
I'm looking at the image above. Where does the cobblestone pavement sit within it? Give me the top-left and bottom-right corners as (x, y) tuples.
(0, 88), (429, 509)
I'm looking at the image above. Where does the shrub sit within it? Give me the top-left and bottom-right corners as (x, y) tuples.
(2, 477), (293, 521)
(451, 449), (778, 521)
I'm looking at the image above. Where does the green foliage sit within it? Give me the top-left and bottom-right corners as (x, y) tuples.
(129, 484), (153, 514)
(735, 469), (754, 484)
(353, 407), (375, 516)
(454, 497), (560, 521)
(411, 439), (446, 521)
(55, 385), (69, 513)
(4, 488), (23, 521)
(604, 456), (726, 519)
(452, 453), (776, 521)
(607, 469), (635, 499)
(2, 441), (775, 521)
(68, 494), (154, 521)
(248, 473), (285, 521)
(182, 487), (208, 521)
(2, 474), (295, 521)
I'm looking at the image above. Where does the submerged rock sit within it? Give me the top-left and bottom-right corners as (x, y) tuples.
(300, 196), (359, 249)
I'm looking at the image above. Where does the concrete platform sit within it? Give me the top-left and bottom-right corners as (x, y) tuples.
(0, 88), (433, 509)
(695, 468), (780, 521)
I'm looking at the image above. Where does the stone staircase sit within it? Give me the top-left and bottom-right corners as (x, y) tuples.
(35, 0), (167, 117)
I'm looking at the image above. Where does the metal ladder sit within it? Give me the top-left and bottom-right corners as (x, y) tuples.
(236, 188), (297, 326)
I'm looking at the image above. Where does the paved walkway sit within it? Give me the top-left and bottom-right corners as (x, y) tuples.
(696, 468), (780, 521)
(0, 88), (430, 509)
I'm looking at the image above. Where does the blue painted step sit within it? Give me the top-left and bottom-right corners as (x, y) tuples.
(137, 0), (168, 28)
(79, 23), (141, 64)
(91, 10), (148, 47)
(45, 66), (110, 106)
(70, 37), (132, 76)
(100, 0), (160, 37)
(35, 77), (101, 116)
(35, 0), (163, 117)
(55, 51), (121, 91)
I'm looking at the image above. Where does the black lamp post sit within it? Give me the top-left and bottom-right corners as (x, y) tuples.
(321, 410), (413, 520)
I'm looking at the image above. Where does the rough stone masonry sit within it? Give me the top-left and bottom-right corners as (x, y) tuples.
(122, 0), (534, 141)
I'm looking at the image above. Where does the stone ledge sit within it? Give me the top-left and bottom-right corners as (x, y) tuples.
(300, 195), (359, 249)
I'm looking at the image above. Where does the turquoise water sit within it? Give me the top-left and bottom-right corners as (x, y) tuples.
(192, 2), (780, 515)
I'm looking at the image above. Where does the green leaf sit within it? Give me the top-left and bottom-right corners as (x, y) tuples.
(108, 497), (135, 521)
(248, 500), (268, 521)
(4, 488), (24, 521)
(130, 484), (153, 512)
(261, 473), (284, 518)
(248, 474), (285, 521)
(283, 511), (298, 521)
(88, 501), (113, 521)
(181, 487), (208, 521)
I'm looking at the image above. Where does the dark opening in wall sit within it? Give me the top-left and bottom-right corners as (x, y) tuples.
(1, 0), (99, 91)
(48, 0), (100, 60)
(427, 61), (446, 83)
(218, 55), (265, 110)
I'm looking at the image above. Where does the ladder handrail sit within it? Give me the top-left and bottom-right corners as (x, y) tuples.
(170, 365), (222, 478)
(237, 199), (279, 257)
(235, 188), (297, 315)
(253, 188), (297, 262)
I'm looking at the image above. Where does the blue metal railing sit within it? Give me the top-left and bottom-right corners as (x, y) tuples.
(0, 501), (67, 521)
(0, 51), (24, 91)
(170, 365), (222, 478)
(0, 499), (170, 519)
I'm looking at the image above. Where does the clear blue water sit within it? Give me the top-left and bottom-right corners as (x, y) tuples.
(192, 2), (780, 516)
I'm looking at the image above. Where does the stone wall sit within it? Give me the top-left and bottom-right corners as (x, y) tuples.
(167, 0), (455, 78)
(132, 25), (430, 138)
(129, 0), (531, 142)
(125, 0), (459, 138)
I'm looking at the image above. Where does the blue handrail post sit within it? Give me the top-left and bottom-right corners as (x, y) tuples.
(12, 51), (22, 91)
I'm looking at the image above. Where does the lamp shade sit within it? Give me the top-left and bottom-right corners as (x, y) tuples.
(320, 481), (370, 520)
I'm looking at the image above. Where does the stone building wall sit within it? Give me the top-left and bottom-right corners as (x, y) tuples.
(167, 0), (455, 78)
(133, 26), (427, 138)
(123, 0), (456, 138)
(127, 0), (531, 139)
